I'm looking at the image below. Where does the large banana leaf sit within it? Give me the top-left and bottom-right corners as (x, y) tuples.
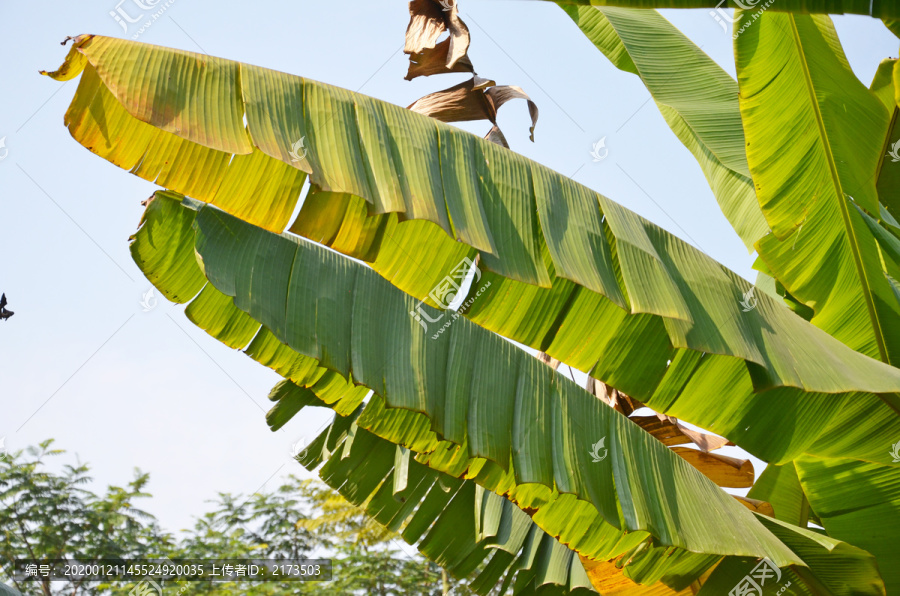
(736, 12), (900, 363)
(559, 9), (900, 588)
(733, 13), (900, 590)
(287, 379), (886, 595)
(793, 456), (900, 592)
(135, 191), (756, 592)
(297, 407), (598, 595)
(549, 0), (900, 18)
(128, 193), (737, 591)
(131, 188), (889, 593)
(136, 192), (800, 565)
(555, 5), (768, 251)
(46, 37), (900, 468)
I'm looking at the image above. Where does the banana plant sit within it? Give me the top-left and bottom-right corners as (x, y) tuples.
(42, 0), (900, 590)
(129, 189), (885, 593)
(558, 6), (900, 588)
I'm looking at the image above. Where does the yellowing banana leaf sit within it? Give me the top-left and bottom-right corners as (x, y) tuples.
(578, 559), (693, 595)
(130, 192), (804, 572)
(549, 0), (899, 18)
(46, 36), (900, 468)
(556, 6), (768, 251)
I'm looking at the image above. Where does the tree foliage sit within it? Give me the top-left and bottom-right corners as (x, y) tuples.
(0, 442), (470, 595)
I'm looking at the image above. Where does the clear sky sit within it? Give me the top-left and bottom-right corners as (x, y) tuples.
(0, 0), (896, 535)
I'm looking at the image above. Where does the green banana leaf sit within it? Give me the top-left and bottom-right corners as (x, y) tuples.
(793, 455), (900, 593)
(549, 0), (899, 18)
(734, 15), (900, 588)
(562, 9), (900, 589)
(299, 406), (599, 595)
(289, 380), (886, 595)
(130, 191), (887, 593)
(46, 37), (900, 469)
(135, 192), (801, 564)
(884, 19), (900, 37)
(736, 11), (900, 364)
(555, 5), (768, 251)
(127, 192), (729, 591)
(745, 463), (811, 527)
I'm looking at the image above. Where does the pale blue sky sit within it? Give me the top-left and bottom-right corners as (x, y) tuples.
(0, 1), (896, 534)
